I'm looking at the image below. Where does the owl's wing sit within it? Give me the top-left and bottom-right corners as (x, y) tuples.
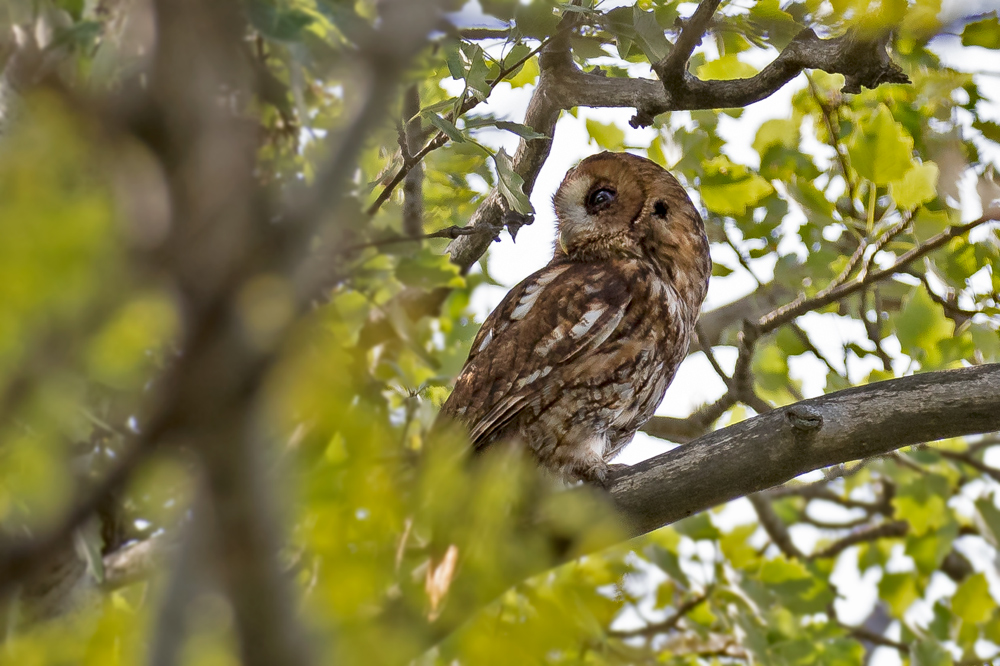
(440, 260), (638, 449)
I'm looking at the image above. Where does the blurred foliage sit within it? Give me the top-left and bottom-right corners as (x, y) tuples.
(1, 0), (1000, 665)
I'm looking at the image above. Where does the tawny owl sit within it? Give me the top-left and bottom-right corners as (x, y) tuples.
(439, 152), (711, 485)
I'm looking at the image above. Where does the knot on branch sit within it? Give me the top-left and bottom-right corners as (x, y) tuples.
(503, 210), (534, 242)
(785, 404), (823, 432)
(629, 107), (657, 129)
(787, 28), (910, 95)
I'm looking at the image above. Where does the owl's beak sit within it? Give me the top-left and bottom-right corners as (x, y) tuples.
(558, 229), (570, 254)
(558, 218), (591, 253)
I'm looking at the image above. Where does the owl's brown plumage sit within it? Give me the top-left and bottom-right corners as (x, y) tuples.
(439, 152), (711, 485)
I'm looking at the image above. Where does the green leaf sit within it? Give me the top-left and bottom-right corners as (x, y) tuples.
(753, 118), (799, 156)
(911, 639), (954, 666)
(423, 112), (466, 143)
(462, 43), (492, 100)
(913, 208), (953, 241)
(246, 0), (314, 42)
(514, 0), (559, 39)
(712, 263), (734, 277)
(975, 497), (1000, 546)
(631, 6), (670, 63)
(675, 512), (719, 540)
(892, 286), (955, 368)
(879, 572), (919, 617)
(906, 521), (957, 574)
(953, 573), (994, 624)
(315, 0), (375, 44)
(396, 249), (464, 289)
(962, 16), (1000, 49)
(890, 161), (939, 209)
(493, 121), (548, 140)
(700, 156), (774, 216)
(720, 524), (759, 569)
(494, 148), (533, 215)
(443, 39), (465, 80)
(696, 54), (759, 81)
(507, 56), (539, 88)
(974, 119), (1000, 143)
(585, 119), (625, 150)
(848, 105), (915, 185)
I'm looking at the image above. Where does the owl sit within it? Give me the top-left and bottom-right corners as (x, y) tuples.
(439, 152), (711, 485)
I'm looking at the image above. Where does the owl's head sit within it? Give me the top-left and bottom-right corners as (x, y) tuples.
(552, 152), (710, 297)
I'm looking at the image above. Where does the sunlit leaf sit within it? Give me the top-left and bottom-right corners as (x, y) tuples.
(962, 16), (1000, 49)
(953, 573), (994, 624)
(848, 105), (916, 184)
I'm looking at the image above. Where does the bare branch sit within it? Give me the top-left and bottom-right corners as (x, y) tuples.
(608, 589), (713, 638)
(810, 520), (907, 559)
(749, 494), (805, 559)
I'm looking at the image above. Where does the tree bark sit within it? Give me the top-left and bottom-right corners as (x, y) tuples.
(610, 364), (1000, 535)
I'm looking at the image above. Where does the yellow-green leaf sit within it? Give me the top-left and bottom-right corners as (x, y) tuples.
(585, 119), (625, 151)
(879, 572), (919, 617)
(962, 16), (1000, 50)
(848, 105), (915, 185)
(953, 573), (994, 624)
(696, 54), (758, 81)
(893, 286), (954, 367)
(700, 156), (774, 215)
(753, 118), (799, 156)
(891, 161), (939, 209)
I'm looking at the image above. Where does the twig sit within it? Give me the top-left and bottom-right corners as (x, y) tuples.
(806, 72), (859, 215)
(749, 494), (804, 559)
(608, 588), (713, 638)
(810, 520), (907, 559)
(338, 225), (479, 255)
(758, 212), (999, 333)
(641, 392), (738, 443)
(939, 449), (1000, 483)
(365, 36), (550, 216)
(695, 323), (734, 390)
(860, 289), (894, 372)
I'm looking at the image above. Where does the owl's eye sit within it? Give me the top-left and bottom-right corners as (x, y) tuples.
(587, 187), (616, 211)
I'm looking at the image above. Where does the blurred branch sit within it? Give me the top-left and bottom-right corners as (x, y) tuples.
(749, 494), (804, 559)
(339, 225), (479, 255)
(807, 73), (859, 214)
(401, 85), (425, 238)
(0, 426), (160, 601)
(810, 520), (907, 559)
(607, 588), (712, 639)
(938, 449), (1000, 482)
(641, 392), (736, 443)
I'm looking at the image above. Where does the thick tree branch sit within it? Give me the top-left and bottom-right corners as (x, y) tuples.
(610, 364), (1000, 536)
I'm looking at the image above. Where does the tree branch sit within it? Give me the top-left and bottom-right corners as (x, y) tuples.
(757, 212), (999, 333)
(610, 364), (1000, 536)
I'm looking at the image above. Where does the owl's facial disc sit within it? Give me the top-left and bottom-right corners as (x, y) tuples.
(555, 174), (635, 256)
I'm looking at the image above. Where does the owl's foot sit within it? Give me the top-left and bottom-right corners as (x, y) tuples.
(569, 460), (629, 489)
